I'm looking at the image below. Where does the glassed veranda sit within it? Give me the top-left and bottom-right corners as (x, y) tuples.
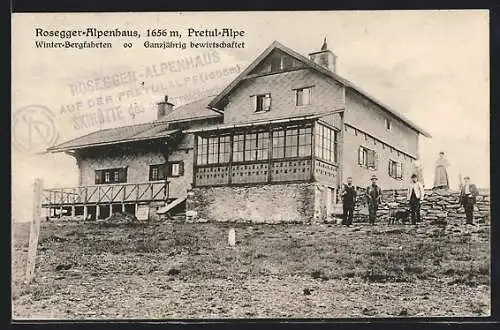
(193, 120), (338, 186)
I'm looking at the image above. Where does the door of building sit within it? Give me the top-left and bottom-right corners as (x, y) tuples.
(326, 187), (337, 216)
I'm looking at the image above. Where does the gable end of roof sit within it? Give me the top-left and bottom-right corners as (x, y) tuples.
(207, 40), (431, 138)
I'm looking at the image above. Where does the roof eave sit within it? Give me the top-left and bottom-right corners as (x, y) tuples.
(47, 130), (180, 153)
(162, 113), (222, 124)
(185, 109), (344, 133)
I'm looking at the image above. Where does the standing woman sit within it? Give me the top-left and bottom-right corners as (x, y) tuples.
(433, 151), (450, 190)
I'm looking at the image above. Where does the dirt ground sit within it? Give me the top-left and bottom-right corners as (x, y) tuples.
(11, 218), (490, 319)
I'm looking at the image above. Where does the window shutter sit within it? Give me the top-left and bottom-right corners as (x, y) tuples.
(251, 95), (257, 111)
(358, 147), (363, 165)
(163, 163), (171, 177)
(305, 88), (311, 105)
(149, 166), (154, 181)
(400, 163), (404, 180)
(374, 152), (378, 170)
(120, 168), (127, 183)
(388, 161), (392, 177)
(95, 170), (102, 184)
(296, 89), (303, 106)
(263, 95), (271, 111)
(179, 161), (184, 176)
(367, 150), (373, 167)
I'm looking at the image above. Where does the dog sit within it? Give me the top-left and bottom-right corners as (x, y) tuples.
(388, 209), (410, 225)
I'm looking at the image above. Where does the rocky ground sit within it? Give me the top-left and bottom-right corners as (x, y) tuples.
(12, 218), (490, 319)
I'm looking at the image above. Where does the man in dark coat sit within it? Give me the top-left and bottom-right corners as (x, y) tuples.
(366, 175), (382, 225)
(459, 176), (479, 225)
(341, 177), (356, 226)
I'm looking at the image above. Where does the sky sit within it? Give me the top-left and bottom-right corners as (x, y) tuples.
(12, 10), (489, 222)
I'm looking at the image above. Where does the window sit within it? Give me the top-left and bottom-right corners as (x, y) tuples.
(256, 132), (269, 160)
(253, 94), (271, 112)
(358, 146), (377, 170)
(272, 128), (285, 159)
(385, 118), (391, 130)
(233, 134), (244, 162)
(196, 124), (311, 165)
(241, 131), (270, 162)
(245, 133), (257, 161)
(151, 167), (159, 180)
(295, 87), (312, 106)
(149, 162), (184, 181)
(273, 125), (313, 159)
(95, 168), (127, 184)
(207, 137), (218, 164)
(171, 163), (180, 176)
(149, 164), (167, 181)
(197, 136), (208, 165)
(219, 135), (231, 163)
(298, 127), (312, 157)
(169, 162), (184, 177)
(315, 124), (338, 163)
(285, 127), (298, 158)
(388, 160), (403, 179)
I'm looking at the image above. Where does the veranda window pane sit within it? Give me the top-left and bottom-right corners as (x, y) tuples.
(257, 132), (269, 160)
(272, 129), (285, 159)
(233, 134), (244, 162)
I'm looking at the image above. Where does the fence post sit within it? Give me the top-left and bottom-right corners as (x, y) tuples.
(25, 178), (43, 283)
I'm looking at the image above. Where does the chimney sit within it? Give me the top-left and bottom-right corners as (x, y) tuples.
(157, 95), (174, 119)
(309, 37), (337, 73)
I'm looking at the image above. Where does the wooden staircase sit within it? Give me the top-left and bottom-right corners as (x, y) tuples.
(157, 195), (187, 221)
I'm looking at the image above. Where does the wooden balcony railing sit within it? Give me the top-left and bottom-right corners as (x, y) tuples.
(41, 181), (169, 207)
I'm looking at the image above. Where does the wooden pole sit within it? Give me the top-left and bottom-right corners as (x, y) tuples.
(25, 179), (43, 283)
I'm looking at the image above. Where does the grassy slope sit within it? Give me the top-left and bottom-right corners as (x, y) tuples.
(12, 220), (490, 319)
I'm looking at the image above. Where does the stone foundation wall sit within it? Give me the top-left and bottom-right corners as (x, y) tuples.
(186, 183), (315, 224)
(353, 188), (490, 223)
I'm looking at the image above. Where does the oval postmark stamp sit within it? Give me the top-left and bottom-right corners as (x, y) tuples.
(13, 105), (59, 154)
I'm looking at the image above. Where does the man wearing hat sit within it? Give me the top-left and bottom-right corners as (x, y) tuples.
(459, 176), (479, 225)
(366, 175), (382, 225)
(341, 177), (357, 226)
(407, 173), (425, 225)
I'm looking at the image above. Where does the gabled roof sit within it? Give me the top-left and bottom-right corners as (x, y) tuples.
(159, 95), (221, 123)
(47, 122), (179, 152)
(47, 96), (222, 153)
(208, 41), (431, 138)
